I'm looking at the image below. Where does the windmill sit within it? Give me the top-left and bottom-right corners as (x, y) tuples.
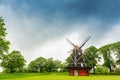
(66, 36), (91, 76)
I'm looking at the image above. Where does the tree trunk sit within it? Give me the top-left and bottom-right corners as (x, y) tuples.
(91, 64), (95, 74)
(109, 66), (112, 74)
(10, 67), (13, 73)
(93, 65), (95, 74)
(39, 68), (41, 73)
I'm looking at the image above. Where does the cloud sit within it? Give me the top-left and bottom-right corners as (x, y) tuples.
(2, 0), (120, 24)
(24, 30), (90, 64)
(97, 22), (120, 47)
(0, 3), (87, 64)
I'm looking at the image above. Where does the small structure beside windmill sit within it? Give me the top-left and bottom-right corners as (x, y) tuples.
(66, 36), (91, 76)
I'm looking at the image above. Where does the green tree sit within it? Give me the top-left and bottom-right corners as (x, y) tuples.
(28, 57), (46, 72)
(45, 57), (55, 72)
(99, 44), (115, 73)
(112, 42), (120, 67)
(27, 60), (37, 72)
(84, 46), (99, 74)
(0, 17), (10, 59)
(65, 54), (72, 67)
(60, 62), (67, 72)
(95, 65), (109, 74)
(54, 60), (62, 71)
(1, 50), (26, 73)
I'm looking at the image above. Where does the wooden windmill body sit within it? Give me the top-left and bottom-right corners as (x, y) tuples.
(66, 36), (91, 76)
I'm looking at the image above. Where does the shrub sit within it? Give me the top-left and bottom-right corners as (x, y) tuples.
(95, 65), (109, 74)
(115, 67), (120, 73)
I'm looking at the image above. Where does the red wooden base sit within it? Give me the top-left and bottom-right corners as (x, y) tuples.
(69, 68), (89, 76)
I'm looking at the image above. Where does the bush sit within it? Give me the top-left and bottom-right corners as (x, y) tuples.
(2, 68), (11, 73)
(95, 65), (109, 74)
(115, 67), (120, 73)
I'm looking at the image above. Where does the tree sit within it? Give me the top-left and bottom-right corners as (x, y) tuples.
(65, 54), (72, 67)
(112, 42), (120, 67)
(60, 62), (67, 72)
(1, 50), (26, 73)
(28, 57), (46, 72)
(84, 46), (99, 74)
(27, 60), (37, 72)
(45, 57), (55, 72)
(99, 44), (115, 73)
(95, 65), (109, 74)
(54, 60), (62, 71)
(0, 17), (10, 59)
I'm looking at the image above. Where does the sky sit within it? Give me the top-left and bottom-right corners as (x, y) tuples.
(0, 0), (120, 66)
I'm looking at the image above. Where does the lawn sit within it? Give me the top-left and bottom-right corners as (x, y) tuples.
(0, 72), (120, 80)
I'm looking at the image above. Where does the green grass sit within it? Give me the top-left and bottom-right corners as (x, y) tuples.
(0, 72), (120, 80)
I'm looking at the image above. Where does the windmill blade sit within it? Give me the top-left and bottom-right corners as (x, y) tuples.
(80, 36), (91, 48)
(66, 38), (76, 47)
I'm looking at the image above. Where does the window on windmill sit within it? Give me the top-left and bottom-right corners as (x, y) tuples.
(81, 63), (84, 67)
(78, 52), (81, 55)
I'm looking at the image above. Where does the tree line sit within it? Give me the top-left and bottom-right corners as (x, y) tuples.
(84, 42), (120, 74)
(1, 51), (66, 73)
(0, 17), (120, 73)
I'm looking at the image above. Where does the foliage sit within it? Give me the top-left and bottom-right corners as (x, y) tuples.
(84, 46), (99, 73)
(0, 50), (26, 73)
(95, 65), (109, 74)
(115, 67), (120, 73)
(45, 58), (56, 72)
(0, 17), (10, 59)
(54, 60), (62, 71)
(27, 57), (46, 72)
(99, 44), (115, 73)
(28, 57), (64, 72)
(65, 54), (72, 67)
(111, 42), (120, 65)
(54, 60), (62, 68)
(59, 62), (67, 72)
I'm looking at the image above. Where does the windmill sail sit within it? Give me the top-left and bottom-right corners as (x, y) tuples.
(80, 36), (91, 48)
(66, 36), (91, 67)
(66, 38), (76, 48)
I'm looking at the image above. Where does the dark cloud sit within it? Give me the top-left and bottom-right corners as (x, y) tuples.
(6, 0), (119, 23)
(1, 0), (120, 39)
(1, 0), (119, 43)
(1, 0), (120, 20)
(1, 0), (120, 47)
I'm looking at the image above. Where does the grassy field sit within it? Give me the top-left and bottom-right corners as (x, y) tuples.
(0, 72), (120, 80)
